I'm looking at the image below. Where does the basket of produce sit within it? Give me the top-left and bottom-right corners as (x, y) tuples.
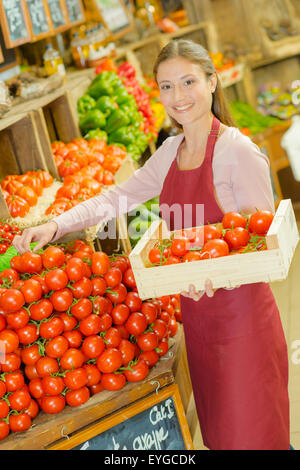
(129, 199), (299, 300)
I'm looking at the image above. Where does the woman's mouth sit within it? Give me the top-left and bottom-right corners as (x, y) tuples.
(173, 103), (194, 112)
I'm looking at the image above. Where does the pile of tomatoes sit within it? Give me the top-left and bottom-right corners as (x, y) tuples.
(0, 240), (180, 440)
(0, 222), (22, 255)
(48, 138), (127, 217)
(1, 171), (54, 219)
(148, 209), (274, 266)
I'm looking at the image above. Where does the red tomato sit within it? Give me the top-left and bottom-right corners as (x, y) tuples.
(248, 210), (274, 235)
(39, 316), (64, 339)
(91, 252), (110, 276)
(20, 252), (42, 274)
(124, 359), (149, 383)
(137, 331), (159, 352)
(63, 367), (88, 390)
(118, 339), (135, 365)
(224, 227), (250, 250)
(4, 371), (24, 392)
(9, 413), (31, 432)
(45, 335), (69, 358)
(40, 395), (65, 414)
(106, 283), (127, 305)
(182, 251), (202, 262)
(16, 323), (38, 345)
(82, 335), (105, 359)
(6, 308), (29, 329)
(50, 288), (73, 312)
(29, 298), (53, 321)
(0, 421), (9, 440)
(171, 237), (190, 257)
(79, 314), (101, 336)
(83, 364), (101, 386)
(1, 352), (21, 372)
(60, 348), (85, 370)
(63, 329), (83, 349)
(96, 348), (122, 373)
(139, 350), (159, 368)
(201, 239), (229, 258)
(0, 329), (19, 353)
(65, 386), (90, 407)
(0, 289), (25, 313)
(111, 304), (130, 325)
(0, 400), (9, 419)
(101, 373), (126, 391)
(28, 378), (44, 399)
(36, 356), (59, 377)
(91, 276), (107, 296)
(8, 389), (31, 411)
(24, 398), (39, 419)
(104, 267), (122, 288)
(21, 345), (42, 366)
(71, 277), (93, 299)
(45, 269), (68, 291)
(65, 257), (85, 282)
(141, 302), (158, 324)
(103, 327), (121, 348)
(125, 291), (142, 313)
(20, 279), (43, 303)
(42, 246), (66, 269)
(222, 211), (247, 229)
(125, 312), (147, 336)
(122, 268), (136, 289)
(70, 297), (93, 320)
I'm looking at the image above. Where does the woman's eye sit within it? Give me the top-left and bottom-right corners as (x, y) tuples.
(185, 79), (194, 86)
(161, 84), (171, 90)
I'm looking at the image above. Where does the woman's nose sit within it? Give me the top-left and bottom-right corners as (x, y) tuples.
(174, 84), (185, 101)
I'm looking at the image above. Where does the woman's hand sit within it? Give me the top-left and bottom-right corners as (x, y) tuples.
(12, 221), (58, 254)
(181, 279), (215, 301)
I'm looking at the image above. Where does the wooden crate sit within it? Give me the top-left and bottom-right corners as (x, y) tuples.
(129, 199), (299, 300)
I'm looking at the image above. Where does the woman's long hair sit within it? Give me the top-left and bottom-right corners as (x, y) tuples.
(153, 39), (236, 129)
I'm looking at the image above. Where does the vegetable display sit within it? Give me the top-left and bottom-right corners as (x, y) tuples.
(128, 197), (161, 247)
(229, 100), (281, 135)
(0, 241), (181, 440)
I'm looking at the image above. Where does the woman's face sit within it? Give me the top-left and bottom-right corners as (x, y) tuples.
(156, 57), (216, 127)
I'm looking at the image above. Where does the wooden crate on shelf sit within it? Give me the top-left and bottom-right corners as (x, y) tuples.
(129, 199), (299, 300)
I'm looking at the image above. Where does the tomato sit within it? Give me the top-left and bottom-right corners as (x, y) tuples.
(165, 255), (181, 265)
(111, 304), (130, 325)
(31, 275), (49, 296)
(106, 283), (127, 304)
(139, 350), (159, 368)
(122, 268), (136, 289)
(0, 243), (9, 254)
(24, 398), (39, 419)
(96, 348), (122, 373)
(60, 348), (85, 370)
(70, 297), (93, 320)
(16, 185), (38, 207)
(6, 308), (29, 329)
(103, 327), (121, 349)
(8, 388), (31, 411)
(63, 329), (82, 348)
(0, 421), (9, 440)
(171, 237), (190, 257)
(98, 312), (113, 332)
(20, 279), (43, 304)
(201, 239), (229, 258)
(183, 251), (202, 262)
(224, 227), (250, 250)
(0, 268), (19, 285)
(141, 302), (158, 324)
(64, 368), (88, 390)
(20, 252), (42, 274)
(42, 246), (66, 269)
(45, 269), (68, 291)
(60, 312), (78, 332)
(6, 195), (30, 217)
(93, 296), (110, 315)
(37, 170), (54, 188)
(50, 288), (73, 312)
(4, 371), (24, 392)
(118, 339), (135, 365)
(79, 314), (101, 336)
(104, 267), (122, 288)
(0, 329), (19, 353)
(0, 400), (9, 419)
(222, 211), (247, 229)
(40, 394), (65, 414)
(83, 364), (101, 386)
(124, 359), (149, 383)
(91, 252), (110, 276)
(148, 247), (162, 265)
(125, 312), (147, 336)
(24, 364), (39, 380)
(1, 353), (21, 372)
(0, 381), (6, 399)
(151, 319), (168, 341)
(125, 291), (142, 313)
(65, 386), (90, 407)
(29, 298), (53, 321)
(137, 332), (159, 352)
(101, 373), (126, 391)
(58, 159), (81, 178)
(71, 277), (93, 299)
(248, 210), (274, 235)
(9, 413), (31, 433)
(65, 257), (85, 282)
(0, 289), (25, 313)
(157, 338), (169, 357)
(28, 378), (44, 399)
(21, 345), (41, 366)
(39, 316), (64, 339)
(82, 335), (105, 359)
(16, 323), (38, 345)
(90, 277), (107, 297)
(168, 316), (178, 337)
(45, 335), (69, 358)
(36, 356), (59, 377)
(111, 257), (128, 274)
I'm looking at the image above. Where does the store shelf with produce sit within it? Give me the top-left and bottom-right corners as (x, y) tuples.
(0, 333), (178, 450)
(129, 199), (299, 300)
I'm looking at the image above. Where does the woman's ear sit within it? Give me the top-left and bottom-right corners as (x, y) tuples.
(209, 73), (217, 93)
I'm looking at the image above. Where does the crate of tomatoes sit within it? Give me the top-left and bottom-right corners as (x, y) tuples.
(129, 199), (299, 300)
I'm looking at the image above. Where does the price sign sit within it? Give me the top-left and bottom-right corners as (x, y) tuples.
(49, 384), (194, 450)
(25, 0), (53, 40)
(65, 0), (85, 25)
(47, 0), (69, 32)
(0, 0), (31, 48)
(91, 0), (134, 39)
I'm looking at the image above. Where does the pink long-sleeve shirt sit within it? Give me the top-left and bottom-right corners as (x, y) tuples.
(52, 127), (275, 241)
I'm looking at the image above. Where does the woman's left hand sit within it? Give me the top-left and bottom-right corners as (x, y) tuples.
(181, 279), (215, 301)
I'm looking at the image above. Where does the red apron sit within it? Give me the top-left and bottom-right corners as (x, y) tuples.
(159, 117), (290, 450)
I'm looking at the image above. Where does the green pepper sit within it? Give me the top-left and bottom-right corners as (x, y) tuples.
(126, 144), (141, 160)
(79, 109), (106, 133)
(77, 94), (96, 115)
(88, 72), (122, 99)
(113, 87), (135, 106)
(84, 128), (108, 141)
(109, 126), (135, 146)
(105, 108), (131, 134)
(95, 95), (117, 117)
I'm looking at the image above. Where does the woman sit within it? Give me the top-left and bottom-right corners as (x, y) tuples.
(13, 40), (289, 450)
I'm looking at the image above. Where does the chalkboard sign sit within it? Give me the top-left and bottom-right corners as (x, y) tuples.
(0, 0), (31, 48)
(0, 24), (18, 74)
(47, 0), (69, 33)
(85, 0), (134, 39)
(65, 0), (85, 25)
(25, 0), (53, 40)
(49, 384), (194, 450)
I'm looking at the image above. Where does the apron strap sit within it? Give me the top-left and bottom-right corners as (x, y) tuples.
(205, 116), (221, 162)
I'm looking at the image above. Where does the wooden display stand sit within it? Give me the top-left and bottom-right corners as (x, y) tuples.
(0, 332), (184, 450)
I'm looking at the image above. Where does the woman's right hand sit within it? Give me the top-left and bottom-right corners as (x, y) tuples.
(12, 221), (58, 254)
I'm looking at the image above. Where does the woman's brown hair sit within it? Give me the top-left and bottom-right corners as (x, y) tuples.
(153, 39), (236, 129)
